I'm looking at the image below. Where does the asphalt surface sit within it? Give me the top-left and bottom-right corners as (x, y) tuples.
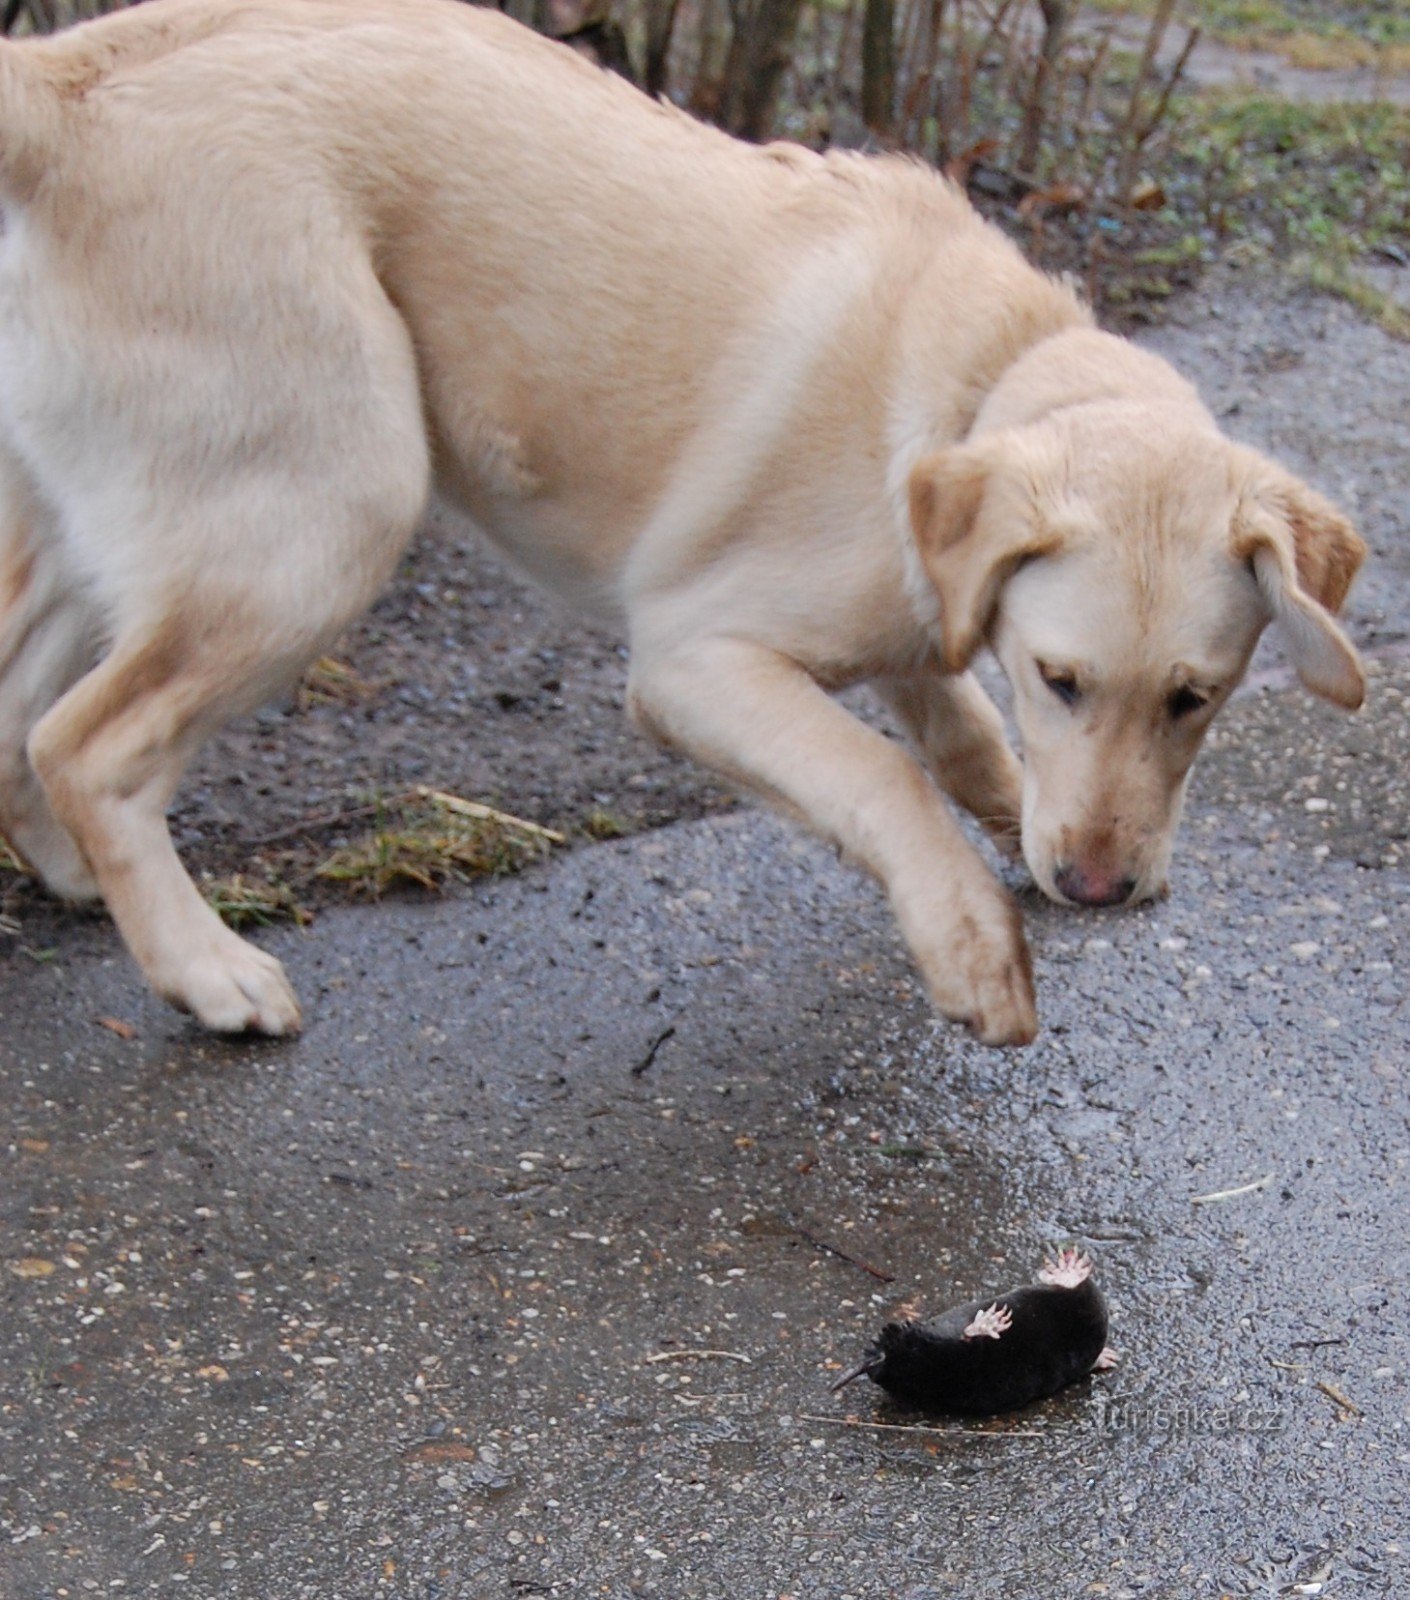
(3, 643), (1408, 1599)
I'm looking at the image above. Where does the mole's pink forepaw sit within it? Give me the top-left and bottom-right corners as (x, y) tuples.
(1093, 1346), (1120, 1373)
(963, 1302), (1012, 1340)
(1038, 1247), (1093, 1288)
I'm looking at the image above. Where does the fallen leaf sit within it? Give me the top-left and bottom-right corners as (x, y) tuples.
(1128, 177), (1166, 210)
(96, 1017), (137, 1040)
(401, 1441), (477, 1464)
(9, 1258), (57, 1278)
(196, 1364), (230, 1381)
(942, 137), (1000, 187)
(1018, 182), (1087, 218)
(19, 1138), (50, 1154)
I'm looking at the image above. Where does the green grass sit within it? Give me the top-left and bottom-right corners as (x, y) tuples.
(581, 806), (632, 841)
(1085, 0), (1410, 68)
(1079, 88), (1410, 331)
(1169, 94), (1410, 327)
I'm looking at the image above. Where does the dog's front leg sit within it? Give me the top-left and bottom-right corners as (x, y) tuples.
(629, 636), (1037, 1046)
(876, 666), (1024, 862)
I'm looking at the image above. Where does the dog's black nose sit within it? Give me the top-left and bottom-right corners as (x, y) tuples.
(1054, 863), (1137, 907)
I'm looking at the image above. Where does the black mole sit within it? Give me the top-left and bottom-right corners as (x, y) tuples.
(831, 1247), (1117, 1416)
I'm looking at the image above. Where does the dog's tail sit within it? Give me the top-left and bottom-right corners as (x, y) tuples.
(0, 43), (62, 201)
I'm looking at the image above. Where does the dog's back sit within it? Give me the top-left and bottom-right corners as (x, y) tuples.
(0, 0), (1001, 609)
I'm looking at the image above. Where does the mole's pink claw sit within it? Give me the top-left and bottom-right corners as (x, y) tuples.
(1093, 1346), (1120, 1372)
(1038, 1247), (1093, 1288)
(963, 1302), (1013, 1340)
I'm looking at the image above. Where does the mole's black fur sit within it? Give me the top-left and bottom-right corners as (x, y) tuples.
(831, 1248), (1113, 1417)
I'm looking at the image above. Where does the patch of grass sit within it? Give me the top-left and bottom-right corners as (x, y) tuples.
(1132, 234), (1207, 267)
(1086, 0), (1410, 61)
(202, 871), (312, 929)
(0, 839), (25, 875)
(581, 807), (632, 841)
(1305, 257), (1410, 338)
(297, 655), (379, 710)
(1159, 91), (1410, 330)
(315, 792), (560, 898)
(1273, 33), (1410, 74)
(877, 1143), (934, 1161)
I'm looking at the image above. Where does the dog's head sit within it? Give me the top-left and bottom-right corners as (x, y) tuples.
(908, 394), (1365, 908)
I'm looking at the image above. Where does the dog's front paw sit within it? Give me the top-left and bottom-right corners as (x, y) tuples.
(161, 934), (303, 1036)
(903, 878), (1037, 1047)
(959, 923), (1037, 1046)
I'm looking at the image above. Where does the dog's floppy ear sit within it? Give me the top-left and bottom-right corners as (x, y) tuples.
(1232, 457), (1366, 710)
(909, 443), (1060, 672)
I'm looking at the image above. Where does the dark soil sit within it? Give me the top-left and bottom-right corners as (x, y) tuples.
(168, 502), (735, 882)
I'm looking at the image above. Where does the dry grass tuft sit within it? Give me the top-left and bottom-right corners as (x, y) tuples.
(297, 655), (380, 710)
(201, 872), (312, 928)
(314, 791), (561, 898)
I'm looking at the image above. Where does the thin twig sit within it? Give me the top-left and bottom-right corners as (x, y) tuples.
(794, 1225), (895, 1282)
(798, 1411), (1044, 1438)
(1114, 0), (1177, 199)
(1190, 1173), (1273, 1206)
(1315, 1380), (1361, 1418)
(630, 1024), (677, 1077)
(245, 787), (565, 850)
(644, 1348), (753, 1365)
(414, 787), (566, 843)
(246, 799), (391, 848)
(1133, 21), (1201, 151)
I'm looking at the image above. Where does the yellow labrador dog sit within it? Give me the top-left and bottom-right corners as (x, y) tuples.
(0, 0), (1365, 1045)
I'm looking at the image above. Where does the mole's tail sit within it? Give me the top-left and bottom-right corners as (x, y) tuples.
(0, 43), (62, 201)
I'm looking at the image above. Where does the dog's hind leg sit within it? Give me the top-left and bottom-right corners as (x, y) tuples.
(24, 446), (427, 1033)
(0, 461), (101, 900)
(25, 615), (309, 1031)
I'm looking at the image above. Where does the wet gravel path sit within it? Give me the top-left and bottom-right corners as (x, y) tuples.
(2, 275), (1408, 1597)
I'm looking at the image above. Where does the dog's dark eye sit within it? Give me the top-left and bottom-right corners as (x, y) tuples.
(1038, 663), (1080, 707)
(1168, 685), (1209, 720)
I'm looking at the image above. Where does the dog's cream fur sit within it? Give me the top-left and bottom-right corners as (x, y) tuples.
(0, 0), (1365, 1044)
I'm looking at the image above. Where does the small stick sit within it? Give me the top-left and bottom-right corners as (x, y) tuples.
(797, 1411), (1044, 1439)
(794, 1226), (895, 1283)
(1291, 1337), (1347, 1351)
(414, 787), (566, 843)
(1113, 0), (1177, 199)
(644, 1349), (753, 1365)
(1315, 1380), (1361, 1418)
(630, 1024), (677, 1077)
(246, 787), (567, 849)
(1190, 1173), (1273, 1205)
(246, 798), (391, 847)
(1132, 22), (1201, 151)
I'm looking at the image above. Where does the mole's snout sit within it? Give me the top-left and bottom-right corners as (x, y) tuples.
(1053, 862), (1137, 908)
